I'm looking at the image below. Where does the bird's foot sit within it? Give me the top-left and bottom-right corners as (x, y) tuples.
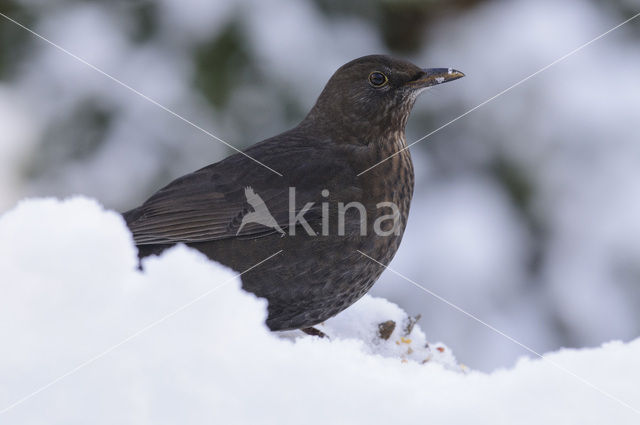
(301, 327), (328, 339)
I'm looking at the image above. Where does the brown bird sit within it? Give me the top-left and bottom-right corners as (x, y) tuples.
(123, 55), (464, 332)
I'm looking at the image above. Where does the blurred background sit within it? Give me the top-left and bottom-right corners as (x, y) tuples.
(0, 0), (639, 371)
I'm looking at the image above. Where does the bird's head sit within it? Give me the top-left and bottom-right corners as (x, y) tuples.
(303, 55), (464, 142)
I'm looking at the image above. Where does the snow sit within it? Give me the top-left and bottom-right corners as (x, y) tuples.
(279, 295), (460, 369)
(1, 196), (639, 424)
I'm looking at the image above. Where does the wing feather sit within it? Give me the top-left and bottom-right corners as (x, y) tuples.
(124, 133), (363, 245)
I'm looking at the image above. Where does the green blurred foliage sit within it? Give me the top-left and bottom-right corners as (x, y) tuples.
(0, 0), (34, 79)
(129, 0), (158, 43)
(312, 0), (485, 53)
(194, 19), (254, 109)
(23, 99), (114, 179)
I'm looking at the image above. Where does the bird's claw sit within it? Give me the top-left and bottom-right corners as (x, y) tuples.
(301, 327), (329, 339)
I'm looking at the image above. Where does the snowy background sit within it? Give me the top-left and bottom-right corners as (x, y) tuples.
(0, 0), (639, 381)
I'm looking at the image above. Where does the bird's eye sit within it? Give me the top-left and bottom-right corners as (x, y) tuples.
(368, 71), (388, 87)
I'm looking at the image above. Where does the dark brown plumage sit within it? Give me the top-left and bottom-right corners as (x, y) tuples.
(123, 55), (463, 331)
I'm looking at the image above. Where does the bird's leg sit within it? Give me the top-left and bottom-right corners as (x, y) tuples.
(301, 327), (328, 338)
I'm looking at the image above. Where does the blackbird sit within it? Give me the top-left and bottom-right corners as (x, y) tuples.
(123, 55), (463, 331)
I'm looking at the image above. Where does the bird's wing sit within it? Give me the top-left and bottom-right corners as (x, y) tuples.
(123, 134), (362, 245)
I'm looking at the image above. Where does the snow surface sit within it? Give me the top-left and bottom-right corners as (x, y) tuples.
(1, 196), (639, 424)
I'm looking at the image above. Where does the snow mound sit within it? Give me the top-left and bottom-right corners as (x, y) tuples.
(1, 197), (639, 424)
(282, 295), (460, 369)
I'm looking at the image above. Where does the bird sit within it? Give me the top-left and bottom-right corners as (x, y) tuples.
(236, 186), (285, 236)
(123, 55), (464, 333)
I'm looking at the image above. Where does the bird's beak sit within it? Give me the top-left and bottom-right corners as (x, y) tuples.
(408, 68), (465, 88)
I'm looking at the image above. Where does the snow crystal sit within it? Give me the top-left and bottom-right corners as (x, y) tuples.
(1, 197), (639, 424)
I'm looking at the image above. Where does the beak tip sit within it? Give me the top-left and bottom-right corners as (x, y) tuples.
(448, 68), (465, 79)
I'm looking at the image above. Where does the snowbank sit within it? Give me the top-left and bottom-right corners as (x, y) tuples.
(1, 197), (639, 424)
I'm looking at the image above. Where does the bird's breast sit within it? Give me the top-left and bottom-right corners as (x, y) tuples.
(356, 133), (414, 262)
